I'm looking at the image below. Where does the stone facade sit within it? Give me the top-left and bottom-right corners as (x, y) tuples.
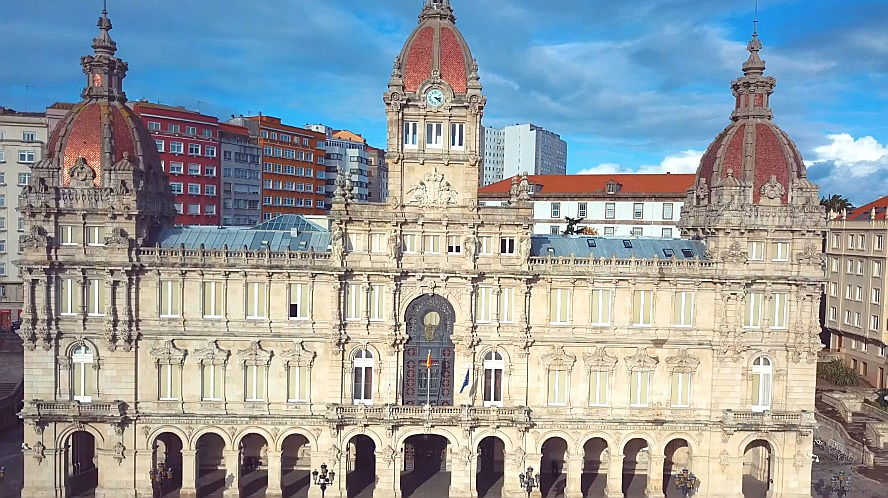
(19, 3), (825, 498)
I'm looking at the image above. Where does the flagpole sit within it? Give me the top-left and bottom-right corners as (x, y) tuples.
(426, 349), (431, 407)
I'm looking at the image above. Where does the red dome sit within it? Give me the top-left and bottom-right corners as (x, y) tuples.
(399, 0), (475, 95)
(694, 33), (809, 205)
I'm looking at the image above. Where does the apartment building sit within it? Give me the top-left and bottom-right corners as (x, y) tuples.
(219, 123), (262, 226)
(0, 107), (46, 328)
(367, 145), (388, 203)
(824, 196), (888, 388)
(306, 125), (371, 206)
(481, 123), (567, 185)
(480, 125), (504, 185)
(232, 116), (327, 218)
(131, 102), (221, 225)
(479, 173), (695, 237)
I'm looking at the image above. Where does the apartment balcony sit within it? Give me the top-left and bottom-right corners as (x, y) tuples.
(21, 399), (129, 425)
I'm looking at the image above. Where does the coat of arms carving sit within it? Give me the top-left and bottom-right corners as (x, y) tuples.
(407, 168), (458, 208)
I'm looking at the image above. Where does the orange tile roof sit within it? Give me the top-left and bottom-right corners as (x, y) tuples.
(332, 129), (366, 143)
(478, 174), (695, 197)
(846, 195), (888, 221)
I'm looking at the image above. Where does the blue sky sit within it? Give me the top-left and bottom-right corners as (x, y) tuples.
(2, 0), (887, 205)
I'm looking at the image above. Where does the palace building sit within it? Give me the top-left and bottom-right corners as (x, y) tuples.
(19, 1), (825, 497)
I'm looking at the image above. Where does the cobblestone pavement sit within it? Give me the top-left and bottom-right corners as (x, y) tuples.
(811, 448), (887, 498)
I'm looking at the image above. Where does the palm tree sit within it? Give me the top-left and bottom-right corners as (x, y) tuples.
(820, 194), (854, 214)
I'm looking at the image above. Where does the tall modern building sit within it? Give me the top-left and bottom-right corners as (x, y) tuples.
(20, 4), (824, 498)
(219, 123), (262, 226)
(306, 125), (371, 207)
(367, 145), (388, 203)
(0, 107), (46, 329)
(232, 115), (327, 218)
(131, 102), (221, 225)
(823, 196), (888, 389)
(481, 123), (567, 185)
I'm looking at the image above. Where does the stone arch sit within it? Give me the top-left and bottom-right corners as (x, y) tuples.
(239, 432), (271, 497)
(618, 432), (656, 453)
(276, 427), (319, 452)
(63, 429), (99, 497)
(580, 435), (612, 498)
(150, 431), (184, 494)
(341, 427), (385, 451)
(346, 343), (383, 362)
(398, 287), (466, 321)
(57, 422), (106, 449)
(621, 436), (654, 497)
(736, 433), (782, 457)
(233, 426), (275, 451)
(534, 429), (579, 456)
(63, 337), (101, 357)
(661, 437), (694, 496)
(657, 433), (698, 456)
(470, 429), (515, 453)
(189, 426), (232, 451)
(579, 433), (619, 453)
(476, 435), (507, 498)
(396, 427), (460, 449)
(741, 438), (777, 498)
(402, 293), (457, 406)
(144, 425), (189, 451)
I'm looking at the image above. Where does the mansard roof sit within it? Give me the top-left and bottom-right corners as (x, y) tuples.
(531, 235), (707, 260)
(155, 215), (329, 252)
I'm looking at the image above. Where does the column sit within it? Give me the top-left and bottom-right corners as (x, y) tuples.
(307, 448), (332, 498)
(565, 455), (584, 498)
(375, 447), (399, 497)
(605, 453), (624, 498)
(502, 448), (525, 498)
(180, 449), (198, 498)
(266, 449), (283, 497)
(448, 447), (474, 498)
(222, 449), (240, 498)
(646, 454), (665, 498)
(133, 448), (155, 497)
(526, 453), (543, 498)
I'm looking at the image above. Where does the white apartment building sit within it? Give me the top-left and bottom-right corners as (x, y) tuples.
(306, 125), (371, 205)
(0, 107), (47, 328)
(824, 196), (888, 389)
(479, 173), (695, 237)
(481, 123), (567, 185)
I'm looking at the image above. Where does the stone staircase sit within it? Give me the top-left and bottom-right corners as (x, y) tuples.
(815, 396), (888, 484)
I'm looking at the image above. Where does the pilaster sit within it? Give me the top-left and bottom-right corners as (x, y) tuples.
(180, 449), (198, 498)
(605, 453), (624, 498)
(646, 454), (665, 498)
(266, 449), (283, 497)
(565, 456), (584, 498)
(222, 449), (239, 497)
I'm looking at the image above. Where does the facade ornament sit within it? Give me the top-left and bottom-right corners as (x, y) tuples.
(150, 340), (187, 365)
(281, 341), (316, 367)
(237, 341), (273, 365)
(718, 449), (731, 471)
(69, 157), (98, 187)
(540, 345), (577, 369)
(518, 236), (531, 262)
(722, 241), (748, 263)
(381, 445), (397, 465)
(19, 225), (49, 249)
(104, 226), (130, 246)
(624, 348), (659, 372)
(193, 340), (230, 365)
(517, 173), (532, 202)
(795, 242), (820, 265)
(330, 223), (345, 262)
(510, 446), (526, 468)
(665, 349), (701, 373)
(509, 177), (520, 204)
(463, 234), (478, 261)
(391, 56), (402, 79)
(760, 175), (785, 203)
(406, 168), (458, 208)
(583, 347), (618, 371)
(112, 441), (126, 464)
(27, 441), (46, 464)
(388, 227), (402, 261)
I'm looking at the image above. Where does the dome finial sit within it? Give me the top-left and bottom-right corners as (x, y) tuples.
(742, 1), (765, 76)
(92, 0), (117, 56)
(420, 0), (455, 23)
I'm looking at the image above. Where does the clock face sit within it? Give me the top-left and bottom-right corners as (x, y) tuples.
(426, 89), (445, 108)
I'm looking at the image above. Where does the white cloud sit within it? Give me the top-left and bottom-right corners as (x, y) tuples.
(807, 133), (888, 205)
(576, 149), (704, 175)
(811, 133), (888, 171)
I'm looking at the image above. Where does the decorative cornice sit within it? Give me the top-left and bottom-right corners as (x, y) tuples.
(583, 347), (618, 372)
(665, 349), (700, 373)
(625, 348), (658, 372)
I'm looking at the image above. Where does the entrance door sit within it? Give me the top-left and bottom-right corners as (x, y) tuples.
(403, 295), (455, 406)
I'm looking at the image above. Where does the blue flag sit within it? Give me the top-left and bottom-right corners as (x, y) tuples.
(459, 368), (470, 393)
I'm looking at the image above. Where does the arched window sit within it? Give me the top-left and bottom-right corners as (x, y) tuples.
(483, 351), (504, 407)
(71, 345), (95, 402)
(751, 356), (773, 411)
(353, 349), (374, 405)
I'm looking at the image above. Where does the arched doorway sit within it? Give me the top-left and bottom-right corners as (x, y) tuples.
(401, 434), (450, 497)
(476, 436), (505, 497)
(540, 437), (568, 497)
(196, 433), (226, 497)
(239, 433), (269, 497)
(581, 438), (608, 497)
(403, 295), (456, 406)
(65, 431), (97, 497)
(622, 438), (650, 497)
(347, 435), (376, 497)
(742, 440), (773, 497)
(152, 432), (184, 497)
(281, 434), (311, 498)
(662, 439), (691, 497)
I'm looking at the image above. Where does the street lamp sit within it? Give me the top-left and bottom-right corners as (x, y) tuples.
(312, 463), (335, 497)
(829, 471), (851, 497)
(149, 462), (174, 497)
(672, 468), (699, 497)
(518, 466), (540, 497)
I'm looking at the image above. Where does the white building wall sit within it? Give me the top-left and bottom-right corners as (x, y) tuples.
(481, 126), (504, 185)
(483, 124), (567, 184)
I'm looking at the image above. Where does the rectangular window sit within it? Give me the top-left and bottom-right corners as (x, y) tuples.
(547, 369), (569, 406)
(402, 234), (417, 254)
(632, 290), (653, 326)
(876, 235), (884, 250)
(589, 370), (609, 406)
(155, 139), (165, 152)
(671, 372), (691, 408)
(500, 237), (515, 255)
(845, 284), (853, 299)
(346, 233), (361, 253)
(874, 261), (883, 278)
(550, 225), (560, 235)
(604, 227), (615, 236)
(855, 286), (863, 301)
(873, 288), (881, 304)
(18, 150), (35, 163)
(158, 364), (181, 401)
(480, 236), (494, 255)
(858, 234), (865, 250)
(629, 371), (650, 407)
(188, 184), (200, 195)
(425, 122), (443, 148)
(370, 233), (385, 254)
(188, 143), (201, 155)
(185, 126), (197, 135)
(246, 282), (266, 319)
(605, 203), (615, 220)
(188, 163), (201, 175)
(58, 277), (80, 315)
(662, 203), (674, 220)
(422, 235), (441, 254)
(148, 121), (160, 131)
(633, 203), (643, 219)
(18, 172), (31, 186)
(829, 306), (837, 321)
(288, 365), (310, 402)
(205, 145), (216, 157)
(499, 288), (514, 323)
(854, 312), (861, 327)
(673, 291), (694, 327)
(832, 234), (840, 248)
(159, 280), (181, 317)
(857, 260), (864, 275)
(287, 283), (310, 320)
(59, 225), (79, 246)
(748, 241), (764, 261)
(346, 284), (363, 321)
(847, 259), (854, 274)
(829, 282), (838, 297)
(831, 257), (839, 273)
(202, 363), (224, 401)
(578, 202), (588, 218)
(169, 161), (183, 174)
(660, 228), (672, 238)
(771, 292), (787, 329)
(745, 292), (763, 328)
(551, 202), (561, 218)
(169, 142), (184, 154)
(244, 364), (267, 401)
(205, 185), (216, 196)
(476, 286), (493, 323)
(773, 242), (789, 261)
(170, 183), (184, 194)
(86, 279), (104, 316)
(447, 235), (461, 254)
(549, 288), (572, 324)
(369, 285), (384, 321)
(203, 281), (224, 318)
(450, 123), (465, 149)
(590, 289), (611, 325)
(872, 314), (880, 331)
(848, 234), (856, 249)
(85, 226), (104, 246)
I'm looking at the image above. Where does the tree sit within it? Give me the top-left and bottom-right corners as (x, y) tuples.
(820, 194), (854, 214)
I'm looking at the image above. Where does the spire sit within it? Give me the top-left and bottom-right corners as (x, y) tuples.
(420, 0), (455, 23)
(730, 28), (776, 121)
(91, 4), (117, 56)
(80, 4), (129, 102)
(741, 32), (766, 76)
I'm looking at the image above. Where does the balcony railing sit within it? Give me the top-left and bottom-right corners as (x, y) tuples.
(326, 403), (532, 428)
(21, 400), (128, 423)
(722, 409), (815, 428)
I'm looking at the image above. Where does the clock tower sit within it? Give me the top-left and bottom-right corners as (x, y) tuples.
(384, 0), (485, 210)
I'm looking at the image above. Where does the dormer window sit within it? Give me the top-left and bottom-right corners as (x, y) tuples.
(606, 181), (621, 195)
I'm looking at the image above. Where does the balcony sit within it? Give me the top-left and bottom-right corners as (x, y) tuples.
(20, 399), (129, 424)
(722, 409), (816, 430)
(325, 403), (532, 431)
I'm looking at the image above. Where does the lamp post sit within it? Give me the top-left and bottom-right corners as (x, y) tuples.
(829, 471), (851, 497)
(312, 463), (335, 497)
(149, 462), (174, 497)
(672, 468), (699, 497)
(518, 466), (540, 497)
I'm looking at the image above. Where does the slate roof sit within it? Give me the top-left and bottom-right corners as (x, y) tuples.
(155, 215), (329, 252)
(479, 174), (695, 197)
(844, 196), (888, 221)
(531, 235), (707, 260)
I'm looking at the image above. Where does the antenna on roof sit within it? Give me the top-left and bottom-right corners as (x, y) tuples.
(753, 0), (759, 35)
(103, 0), (107, 14)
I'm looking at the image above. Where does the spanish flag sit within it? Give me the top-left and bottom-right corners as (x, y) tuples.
(425, 350), (432, 369)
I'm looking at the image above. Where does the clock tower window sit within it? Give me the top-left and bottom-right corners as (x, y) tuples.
(403, 122), (419, 148)
(450, 123), (465, 149)
(425, 123), (443, 148)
